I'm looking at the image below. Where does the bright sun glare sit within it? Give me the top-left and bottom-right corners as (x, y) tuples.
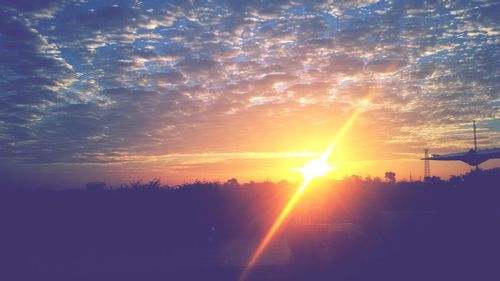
(297, 158), (335, 181)
(238, 106), (366, 281)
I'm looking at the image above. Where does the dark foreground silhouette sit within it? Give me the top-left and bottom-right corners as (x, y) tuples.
(1, 168), (499, 280)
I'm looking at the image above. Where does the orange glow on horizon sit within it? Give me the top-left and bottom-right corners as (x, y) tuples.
(238, 107), (365, 281)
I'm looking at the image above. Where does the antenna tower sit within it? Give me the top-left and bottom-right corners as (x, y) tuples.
(473, 120), (478, 151)
(424, 148), (431, 179)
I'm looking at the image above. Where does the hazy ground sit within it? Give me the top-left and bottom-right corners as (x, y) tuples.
(2, 169), (499, 280)
(8, 219), (499, 281)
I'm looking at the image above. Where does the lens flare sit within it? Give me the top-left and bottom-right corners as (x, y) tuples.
(238, 107), (365, 281)
(298, 158), (335, 181)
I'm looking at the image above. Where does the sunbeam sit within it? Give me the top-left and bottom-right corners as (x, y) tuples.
(238, 107), (365, 281)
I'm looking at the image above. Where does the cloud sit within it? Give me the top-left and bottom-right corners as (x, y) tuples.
(325, 55), (365, 75)
(175, 57), (219, 74)
(0, 0), (63, 20)
(366, 59), (407, 73)
(0, 0), (498, 169)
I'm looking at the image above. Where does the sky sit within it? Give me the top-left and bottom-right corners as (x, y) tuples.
(0, 0), (499, 189)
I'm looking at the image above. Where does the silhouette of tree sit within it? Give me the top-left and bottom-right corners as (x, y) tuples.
(179, 180), (220, 191)
(129, 180), (143, 190)
(145, 178), (162, 190)
(223, 178), (239, 188)
(384, 171), (396, 182)
(424, 176), (444, 185)
(449, 175), (463, 187)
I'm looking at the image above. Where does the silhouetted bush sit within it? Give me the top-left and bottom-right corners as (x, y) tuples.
(0, 168), (498, 277)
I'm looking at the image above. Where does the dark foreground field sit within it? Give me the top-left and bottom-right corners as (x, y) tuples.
(1, 169), (499, 280)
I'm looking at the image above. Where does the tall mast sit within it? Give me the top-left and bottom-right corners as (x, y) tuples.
(424, 148), (430, 179)
(473, 120), (478, 151)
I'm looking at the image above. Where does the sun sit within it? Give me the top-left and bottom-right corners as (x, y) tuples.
(239, 103), (368, 281)
(297, 157), (335, 181)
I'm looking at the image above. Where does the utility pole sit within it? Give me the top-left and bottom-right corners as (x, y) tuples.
(424, 148), (431, 180)
(473, 120), (478, 152)
(473, 120), (479, 170)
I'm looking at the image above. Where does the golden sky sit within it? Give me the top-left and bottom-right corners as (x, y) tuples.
(1, 0), (499, 188)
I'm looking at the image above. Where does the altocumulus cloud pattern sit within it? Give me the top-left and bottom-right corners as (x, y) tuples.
(0, 0), (499, 166)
